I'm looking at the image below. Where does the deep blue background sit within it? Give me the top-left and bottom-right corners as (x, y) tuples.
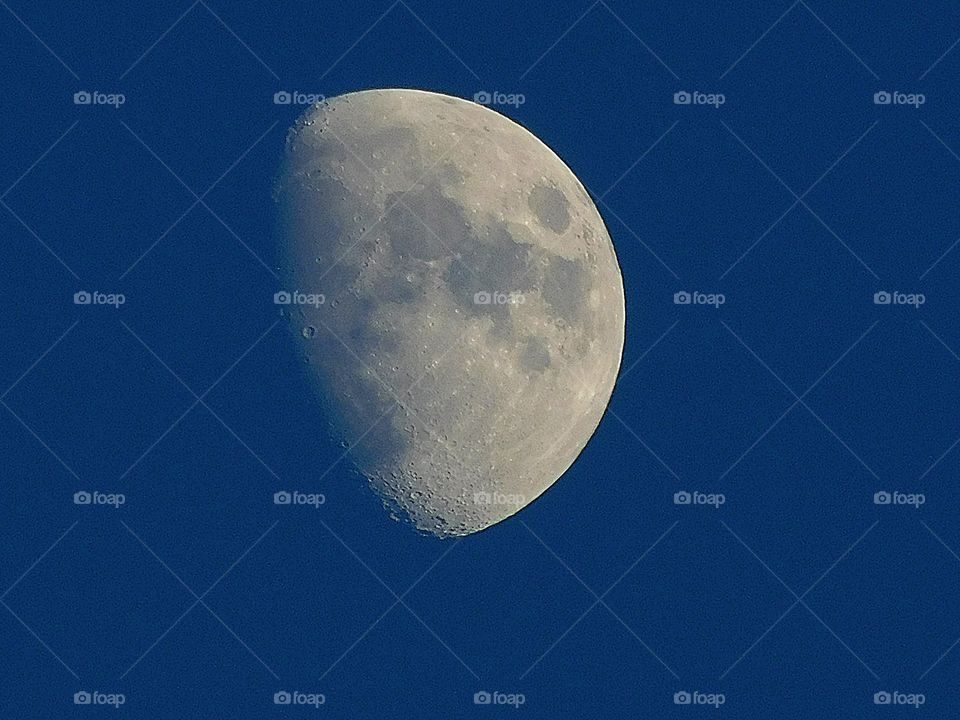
(2, 1), (960, 717)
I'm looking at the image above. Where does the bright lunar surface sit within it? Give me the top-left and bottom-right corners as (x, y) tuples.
(274, 89), (624, 537)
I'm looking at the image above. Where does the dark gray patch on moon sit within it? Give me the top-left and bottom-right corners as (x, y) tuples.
(541, 254), (587, 325)
(520, 336), (552, 373)
(528, 184), (571, 233)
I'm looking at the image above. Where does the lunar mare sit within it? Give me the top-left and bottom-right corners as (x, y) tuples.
(274, 89), (624, 537)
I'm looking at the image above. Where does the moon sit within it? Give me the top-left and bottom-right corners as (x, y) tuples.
(274, 89), (624, 537)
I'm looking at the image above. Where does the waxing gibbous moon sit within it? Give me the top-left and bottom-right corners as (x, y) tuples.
(274, 89), (624, 537)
